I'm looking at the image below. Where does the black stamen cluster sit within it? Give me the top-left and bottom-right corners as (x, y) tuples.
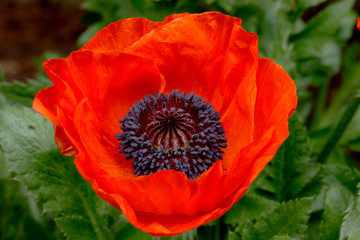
(116, 90), (227, 179)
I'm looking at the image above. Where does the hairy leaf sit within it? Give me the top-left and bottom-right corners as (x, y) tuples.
(340, 184), (360, 240)
(319, 183), (353, 240)
(225, 194), (280, 226)
(0, 107), (111, 240)
(323, 164), (360, 195)
(0, 77), (51, 107)
(0, 146), (8, 179)
(238, 198), (312, 240)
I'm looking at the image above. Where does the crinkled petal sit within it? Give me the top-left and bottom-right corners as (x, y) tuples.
(54, 125), (77, 156)
(80, 13), (191, 54)
(125, 12), (259, 169)
(33, 86), (58, 123)
(36, 51), (164, 159)
(126, 12), (257, 113)
(253, 58), (297, 140)
(221, 57), (297, 201)
(73, 100), (232, 234)
(80, 18), (162, 53)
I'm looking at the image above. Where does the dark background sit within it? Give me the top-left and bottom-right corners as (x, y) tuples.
(0, 0), (85, 81)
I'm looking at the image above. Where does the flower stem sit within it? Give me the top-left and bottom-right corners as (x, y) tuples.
(311, 77), (330, 130)
(317, 95), (360, 164)
(214, 217), (224, 240)
(319, 62), (360, 126)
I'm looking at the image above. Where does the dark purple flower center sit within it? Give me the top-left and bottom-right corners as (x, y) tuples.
(116, 90), (227, 179)
(145, 108), (195, 150)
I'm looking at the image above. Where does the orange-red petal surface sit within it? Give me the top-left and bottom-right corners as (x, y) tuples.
(33, 12), (297, 237)
(35, 51), (164, 158)
(125, 12), (259, 169)
(126, 12), (257, 113)
(253, 58), (297, 140)
(80, 18), (162, 53)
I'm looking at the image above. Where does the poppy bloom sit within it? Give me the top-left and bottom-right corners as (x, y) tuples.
(33, 12), (297, 236)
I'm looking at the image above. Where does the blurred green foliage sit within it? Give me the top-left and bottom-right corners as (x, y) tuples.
(0, 0), (360, 239)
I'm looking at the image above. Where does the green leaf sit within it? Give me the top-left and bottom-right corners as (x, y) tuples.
(131, 0), (176, 22)
(295, 0), (327, 10)
(0, 146), (9, 179)
(238, 0), (296, 72)
(204, 0), (216, 4)
(81, 0), (132, 22)
(154, 229), (197, 240)
(290, 0), (355, 46)
(105, 213), (152, 240)
(0, 177), (55, 239)
(22, 214), (55, 240)
(290, 0), (356, 88)
(319, 183), (354, 240)
(0, 77), (51, 108)
(348, 138), (360, 152)
(314, 43), (360, 128)
(227, 231), (241, 240)
(114, 222), (152, 240)
(0, 107), (111, 240)
(271, 236), (292, 240)
(344, 105), (360, 148)
(323, 164), (360, 195)
(0, 179), (29, 239)
(225, 194), (280, 226)
(317, 95), (360, 163)
(238, 198), (312, 240)
(216, 0), (237, 12)
(340, 185), (360, 240)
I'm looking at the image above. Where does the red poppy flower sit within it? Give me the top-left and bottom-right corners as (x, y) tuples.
(357, 17), (360, 30)
(33, 12), (297, 236)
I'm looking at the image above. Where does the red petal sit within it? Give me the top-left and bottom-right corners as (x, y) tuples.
(80, 13), (192, 54)
(33, 86), (58, 123)
(125, 12), (259, 170)
(162, 13), (190, 24)
(220, 82), (257, 169)
(39, 51), (164, 159)
(253, 58), (297, 140)
(220, 122), (289, 217)
(73, 98), (240, 234)
(80, 18), (162, 53)
(221, 58), (297, 201)
(54, 125), (77, 156)
(242, 58), (297, 181)
(126, 12), (258, 113)
(77, 147), (243, 236)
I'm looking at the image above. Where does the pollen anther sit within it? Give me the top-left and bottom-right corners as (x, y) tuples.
(116, 90), (227, 179)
